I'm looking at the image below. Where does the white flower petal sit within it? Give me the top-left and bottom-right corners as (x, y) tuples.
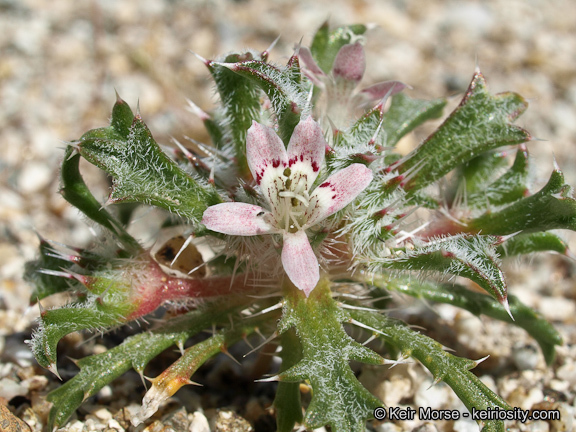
(281, 230), (319, 296)
(286, 116), (326, 190)
(306, 163), (373, 226)
(246, 121), (288, 185)
(201, 203), (276, 236)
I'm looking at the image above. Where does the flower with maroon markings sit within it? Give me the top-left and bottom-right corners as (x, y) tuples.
(201, 116), (373, 296)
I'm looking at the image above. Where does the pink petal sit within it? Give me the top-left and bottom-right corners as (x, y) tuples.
(332, 42), (365, 83)
(201, 203), (276, 236)
(298, 46), (326, 87)
(306, 163), (373, 226)
(358, 80), (408, 106)
(281, 230), (319, 296)
(286, 116), (326, 189)
(246, 121), (288, 186)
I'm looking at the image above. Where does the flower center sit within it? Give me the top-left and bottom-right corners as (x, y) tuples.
(276, 167), (310, 233)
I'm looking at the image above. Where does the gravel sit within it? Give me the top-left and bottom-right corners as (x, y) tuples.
(1, 1), (576, 431)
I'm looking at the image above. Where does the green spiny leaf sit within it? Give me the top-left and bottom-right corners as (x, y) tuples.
(222, 59), (307, 144)
(466, 147), (529, 208)
(24, 238), (82, 302)
(78, 113), (221, 222)
(468, 168), (576, 234)
(207, 52), (263, 173)
(61, 146), (141, 254)
(373, 277), (562, 364)
(370, 234), (508, 305)
(46, 306), (236, 429)
(274, 329), (303, 432)
(398, 71), (530, 191)
(350, 310), (511, 432)
(497, 232), (569, 257)
(382, 93), (446, 148)
(278, 280), (384, 432)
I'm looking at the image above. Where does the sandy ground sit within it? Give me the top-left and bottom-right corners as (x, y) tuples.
(1, 1), (576, 431)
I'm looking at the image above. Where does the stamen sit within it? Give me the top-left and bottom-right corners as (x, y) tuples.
(279, 191), (309, 206)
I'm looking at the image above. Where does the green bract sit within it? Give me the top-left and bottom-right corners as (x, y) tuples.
(25, 22), (570, 432)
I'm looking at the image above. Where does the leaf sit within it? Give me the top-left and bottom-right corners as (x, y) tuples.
(497, 232), (568, 257)
(134, 325), (255, 425)
(274, 329), (303, 432)
(207, 52), (263, 173)
(370, 235), (508, 305)
(24, 238), (82, 302)
(78, 111), (221, 222)
(462, 147), (529, 209)
(350, 309), (510, 432)
(310, 22), (367, 74)
(30, 300), (134, 370)
(468, 168), (576, 234)
(61, 146), (141, 254)
(374, 276), (563, 364)
(381, 93), (446, 148)
(46, 306), (236, 429)
(278, 280), (384, 432)
(221, 59), (308, 144)
(397, 71), (531, 191)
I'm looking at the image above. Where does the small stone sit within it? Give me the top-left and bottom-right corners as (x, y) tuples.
(189, 412), (210, 432)
(212, 410), (253, 432)
(528, 421), (550, 432)
(411, 422), (438, 432)
(0, 404), (32, 432)
(512, 342), (541, 371)
(556, 360), (576, 386)
(93, 408), (113, 422)
(16, 162), (53, 194)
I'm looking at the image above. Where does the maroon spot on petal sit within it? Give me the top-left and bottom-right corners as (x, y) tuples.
(256, 172), (262, 184)
(319, 181), (331, 188)
(272, 159), (281, 168)
(300, 154), (304, 162)
(311, 161), (319, 172)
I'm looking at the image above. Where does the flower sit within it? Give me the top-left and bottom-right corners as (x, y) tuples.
(201, 117), (373, 296)
(298, 42), (408, 127)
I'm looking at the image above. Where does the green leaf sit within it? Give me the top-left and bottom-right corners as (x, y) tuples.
(221, 59), (308, 144)
(468, 168), (576, 234)
(78, 111), (221, 222)
(274, 329), (303, 432)
(30, 300), (134, 370)
(24, 238), (82, 302)
(398, 71), (530, 191)
(350, 309), (510, 432)
(374, 277), (562, 364)
(46, 306), (236, 429)
(382, 93), (446, 148)
(466, 147), (529, 209)
(370, 235), (508, 305)
(278, 280), (384, 432)
(310, 22), (367, 74)
(207, 52), (263, 173)
(61, 146), (141, 254)
(497, 232), (568, 257)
